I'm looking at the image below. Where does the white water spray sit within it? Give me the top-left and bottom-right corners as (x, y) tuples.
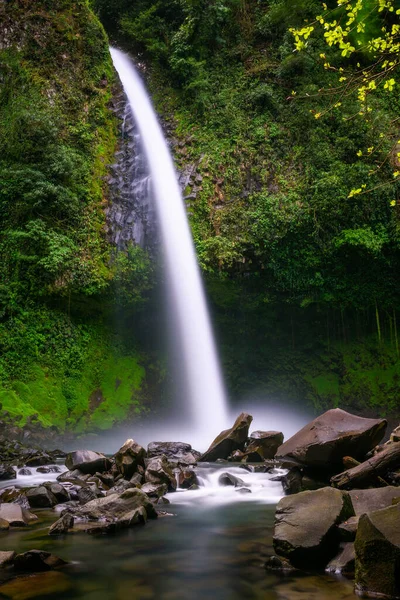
(110, 48), (228, 436)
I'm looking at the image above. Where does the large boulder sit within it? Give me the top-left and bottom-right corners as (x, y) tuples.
(145, 456), (176, 491)
(26, 486), (58, 509)
(275, 409), (387, 468)
(245, 431), (284, 460)
(200, 413), (253, 462)
(273, 487), (354, 568)
(349, 487), (400, 515)
(114, 439), (146, 479)
(13, 550), (67, 572)
(147, 442), (200, 466)
(65, 450), (111, 475)
(60, 488), (157, 534)
(355, 504), (400, 598)
(0, 503), (37, 527)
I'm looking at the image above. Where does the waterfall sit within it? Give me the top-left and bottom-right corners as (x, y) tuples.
(110, 48), (228, 437)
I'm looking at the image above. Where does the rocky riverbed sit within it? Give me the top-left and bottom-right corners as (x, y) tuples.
(0, 409), (399, 599)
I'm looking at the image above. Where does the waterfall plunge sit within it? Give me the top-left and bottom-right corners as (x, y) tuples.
(110, 48), (228, 439)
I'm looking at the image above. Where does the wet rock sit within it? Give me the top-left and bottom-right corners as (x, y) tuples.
(26, 486), (58, 508)
(114, 439), (146, 479)
(62, 488), (157, 533)
(355, 504), (400, 598)
(0, 571), (72, 598)
(49, 514), (74, 535)
(14, 550), (67, 572)
(246, 431), (284, 460)
(176, 469), (198, 489)
(45, 483), (69, 504)
(326, 542), (355, 577)
(18, 468), (32, 476)
(145, 456), (176, 491)
(141, 483), (168, 498)
(147, 442), (200, 466)
(218, 472), (246, 487)
(0, 551), (15, 566)
(200, 413), (253, 462)
(0, 503), (37, 526)
(25, 454), (52, 467)
(36, 466), (61, 474)
(0, 465), (16, 481)
(235, 487), (252, 494)
(0, 518), (10, 531)
(65, 450), (111, 475)
(276, 409), (387, 468)
(240, 463), (273, 473)
(273, 487), (354, 568)
(265, 555), (298, 572)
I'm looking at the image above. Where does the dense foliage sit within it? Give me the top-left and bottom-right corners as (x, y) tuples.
(0, 0), (154, 428)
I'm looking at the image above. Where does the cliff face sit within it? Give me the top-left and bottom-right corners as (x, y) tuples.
(0, 0), (156, 432)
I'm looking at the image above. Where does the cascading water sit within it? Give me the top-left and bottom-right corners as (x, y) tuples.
(110, 48), (228, 438)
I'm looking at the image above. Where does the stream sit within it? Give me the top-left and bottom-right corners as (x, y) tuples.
(0, 464), (355, 600)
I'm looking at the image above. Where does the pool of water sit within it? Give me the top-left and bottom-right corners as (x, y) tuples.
(0, 465), (356, 600)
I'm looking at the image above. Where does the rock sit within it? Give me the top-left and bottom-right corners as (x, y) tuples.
(49, 514), (74, 535)
(282, 467), (303, 495)
(25, 454), (52, 467)
(65, 450), (111, 475)
(13, 550), (67, 572)
(147, 442), (200, 466)
(37, 466), (61, 474)
(0, 464), (16, 481)
(349, 486), (400, 515)
(275, 408), (387, 468)
(325, 542), (355, 577)
(0, 551), (15, 566)
(338, 516), (359, 542)
(62, 488), (157, 533)
(45, 483), (69, 504)
(240, 463), (273, 473)
(145, 456), (176, 491)
(0, 518), (10, 531)
(0, 486), (29, 508)
(355, 504), (400, 598)
(18, 468), (32, 476)
(176, 469), (198, 489)
(218, 472), (246, 487)
(106, 480), (136, 496)
(95, 472), (114, 488)
(235, 487), (252, 494)
(141, 483), (168, 498)
(273, 487), (354, 568)
(200, 413), (253, 462)
(26, 486), (58, 508)
(77, 486), (98, 505)
(57, 469), (87, 483)
(114, 439), (146, 479)
(0, 503), (37, 526)
(265, 555), (298, 572)
(246, 431), (284, 460)
(130, 473), (143, 486)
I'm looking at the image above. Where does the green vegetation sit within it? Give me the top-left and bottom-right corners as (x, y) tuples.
(1, 0), (399, 430)
(0, 0), (154, 430)
(92, 0), (400, 417)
